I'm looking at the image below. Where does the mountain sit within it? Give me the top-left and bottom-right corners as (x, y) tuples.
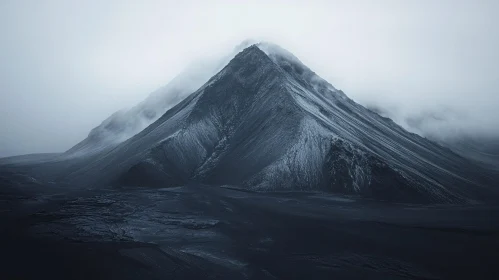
(55, 43), (496, 203)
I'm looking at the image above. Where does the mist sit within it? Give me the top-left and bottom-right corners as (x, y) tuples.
(1, 0), (498, 157)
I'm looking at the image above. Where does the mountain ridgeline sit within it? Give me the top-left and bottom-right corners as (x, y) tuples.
(2, 43), (497, 203)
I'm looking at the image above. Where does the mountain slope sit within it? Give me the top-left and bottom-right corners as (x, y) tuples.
(63, 44), (496, 203)
(65, 44), (253, 157)
(366, 105), (499, 170)
(443, 136), (499, 170)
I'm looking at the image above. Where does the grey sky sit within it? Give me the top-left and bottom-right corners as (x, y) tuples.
(1, 0), (498, 157)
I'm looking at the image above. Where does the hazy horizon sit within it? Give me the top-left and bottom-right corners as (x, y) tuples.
(1, 0), (499, 157)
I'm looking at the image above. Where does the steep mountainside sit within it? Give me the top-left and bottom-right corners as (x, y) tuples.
(61, 44), (496, 203)
(66, 45), (251, 157)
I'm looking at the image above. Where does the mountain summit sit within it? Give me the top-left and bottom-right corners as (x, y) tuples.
(56, 43), (494, 203)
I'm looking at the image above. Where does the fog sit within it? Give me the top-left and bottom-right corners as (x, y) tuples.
(1, 0), (498, 157)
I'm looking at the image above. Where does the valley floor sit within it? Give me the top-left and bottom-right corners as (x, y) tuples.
(1, 183), (499, 279)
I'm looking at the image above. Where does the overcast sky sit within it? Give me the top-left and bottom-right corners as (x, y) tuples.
(1, 0), (498, 157)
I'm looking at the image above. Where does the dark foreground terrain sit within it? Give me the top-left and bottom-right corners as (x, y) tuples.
(1, 181), (499, 280)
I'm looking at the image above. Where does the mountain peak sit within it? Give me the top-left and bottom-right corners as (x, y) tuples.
(234, 41), (342, 98)
(235, 41), (307, 73)
(234, 43), (269, 60)
(234, 40), (301, 62)
(217, 43), (281, 84)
